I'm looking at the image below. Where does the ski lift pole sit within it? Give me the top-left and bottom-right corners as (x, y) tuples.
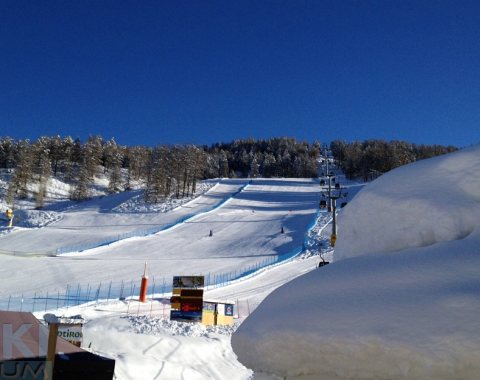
(328, 186), (347, 247)
(332, 197), (337, 236)
(327, 173), (334, 212)
(325, 148), (329, 177)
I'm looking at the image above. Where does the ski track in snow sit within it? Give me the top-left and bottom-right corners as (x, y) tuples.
(1, 169), (362, 380)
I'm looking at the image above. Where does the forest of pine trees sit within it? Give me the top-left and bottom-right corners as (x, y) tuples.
(330, 139), (458, 180)
(0, 136), (322, 208)
(0, 135), (457, 208)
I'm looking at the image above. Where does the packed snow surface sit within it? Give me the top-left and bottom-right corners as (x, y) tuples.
(335, 145), (480, 259)
(232, 145), (480, 379)
(1, 174), (336, 379)
(0, 178), (323, 298)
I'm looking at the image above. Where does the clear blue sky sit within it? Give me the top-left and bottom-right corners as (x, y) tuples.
(1, 0), (479, 147)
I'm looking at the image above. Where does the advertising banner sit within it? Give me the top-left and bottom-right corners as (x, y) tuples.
(57, 325), (83, 344)
(225, 304), (234, 317)
(170, 276), (204, 322)
(172, 276), (204, 289)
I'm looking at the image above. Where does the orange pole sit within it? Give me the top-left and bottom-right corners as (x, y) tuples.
(139, 262), (148, 302)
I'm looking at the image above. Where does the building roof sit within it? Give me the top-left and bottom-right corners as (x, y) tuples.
(0, 310), (84, 360)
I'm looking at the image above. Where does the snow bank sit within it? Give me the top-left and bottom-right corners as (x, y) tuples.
(335, 144), (480, 260)
(13, 209), (63, 228)
(83, 313), (251, 380)
(126, 315), (237, 337)
(112, 182), (217, 213)
(232, 145), (480, 379)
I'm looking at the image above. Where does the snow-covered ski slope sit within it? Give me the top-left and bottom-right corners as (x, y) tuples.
(0, 170), (366, 380)
(0, 178), (323, 298)
(0, 180), (246, 255)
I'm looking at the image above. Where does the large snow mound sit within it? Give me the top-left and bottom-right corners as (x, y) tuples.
(335, 144), (480, 260)
(232, 145), (480, 379)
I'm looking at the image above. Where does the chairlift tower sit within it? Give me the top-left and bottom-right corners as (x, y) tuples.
(320, 146), (335, 212)
(324, 186), (348, 247)
(326, 173), (334, 212)
(324, 147), (329, 178)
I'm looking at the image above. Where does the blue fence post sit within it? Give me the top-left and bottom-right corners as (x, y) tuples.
(64, 285), (70, 306)
(45, 291), (49, 312)
(95, 283), (102, 305)
(32, 292), (37, 313)
(129, 280), (134, 299)
(87, 283), (92, 302)
(119, 280), (125, 300)
(75, 284), (80, 305)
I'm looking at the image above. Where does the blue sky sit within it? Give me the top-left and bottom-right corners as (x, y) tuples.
(1, 0), (479, 147)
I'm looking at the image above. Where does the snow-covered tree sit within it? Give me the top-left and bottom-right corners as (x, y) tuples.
(103, 138), (124, 193)
(70, 156), (92, 200)
(7, 140), (33, 201)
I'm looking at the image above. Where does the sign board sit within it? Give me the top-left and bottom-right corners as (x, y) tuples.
(225, 304), (234, 317)
(170, 276), (204, 322)
(57, 325), (83, 344)
(203, 302), (215, 312)
(180, 289), (204, 297)
(201, 300), (235, 326)
(44, 314), (84, 347)
(172, 276), (204, 289)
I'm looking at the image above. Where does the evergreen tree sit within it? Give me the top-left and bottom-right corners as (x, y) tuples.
(219, 150), (229, 178)
(144, 146), (168, 203)
(103, 138), (124, 193)
(6, 140), (33, 204)
(70, 156), (91, 200)
(84, 136), (103, 180)
(249, 155), (260, 178)
(0, 137), (15, 169)
(32, 139), (52, 208)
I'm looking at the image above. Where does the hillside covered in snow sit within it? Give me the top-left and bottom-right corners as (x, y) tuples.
(1, 163), (348, 379)
(232, 145), (480, 379)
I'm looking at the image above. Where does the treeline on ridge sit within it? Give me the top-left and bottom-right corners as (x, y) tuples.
(0, 136), (456, 208)
(0, 136), (321, 207)
(330, 139), (457, 180)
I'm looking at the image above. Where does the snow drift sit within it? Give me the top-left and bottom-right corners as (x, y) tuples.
(335, 144), (480, 260)
(232, 145), (480, 379)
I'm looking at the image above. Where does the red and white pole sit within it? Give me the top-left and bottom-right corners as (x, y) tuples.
(139, 262), (148, 303)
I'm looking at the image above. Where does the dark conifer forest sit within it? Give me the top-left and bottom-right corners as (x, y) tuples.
(0, 135), (456, 206)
